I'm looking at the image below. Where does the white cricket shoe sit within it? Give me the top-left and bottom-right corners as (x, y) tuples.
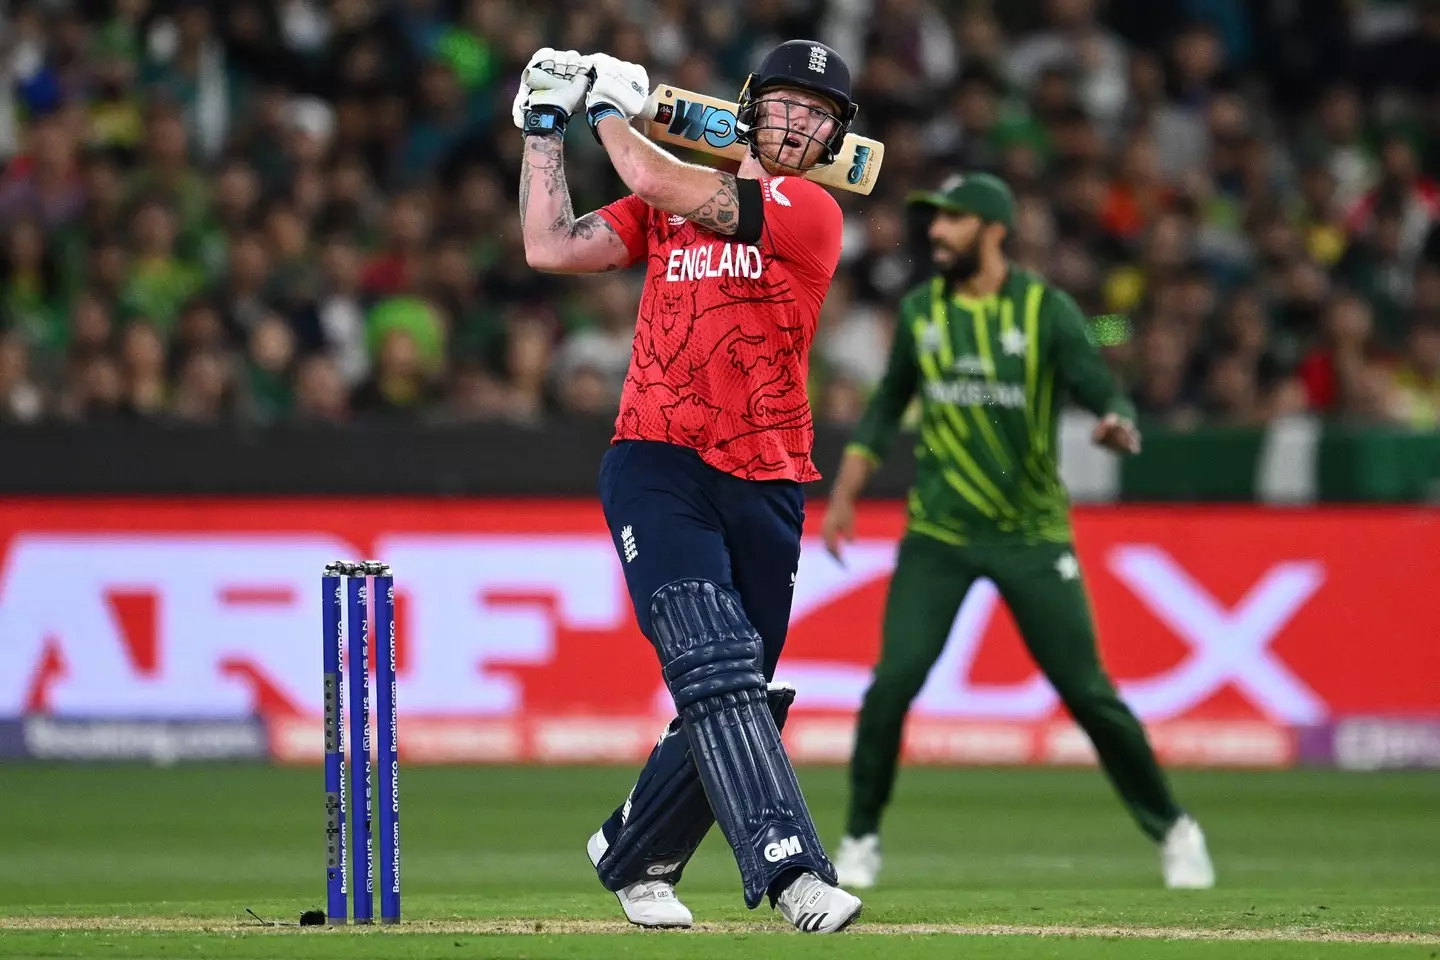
(834, 834), (881, 889)
(1161, 815), (1215, 889)
(775, 871), (863, 933)
(586, 829), (693, 928)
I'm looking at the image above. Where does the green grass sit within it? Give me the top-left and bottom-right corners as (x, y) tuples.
(0, 765), (1437, 958)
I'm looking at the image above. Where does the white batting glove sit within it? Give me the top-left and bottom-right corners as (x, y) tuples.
(510, 79), (533, 130)
(585, 53), (650, 138)
(514, 48), (592, 135)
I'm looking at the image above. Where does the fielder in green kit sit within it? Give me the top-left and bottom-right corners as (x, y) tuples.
(822, 173), (1215, 890)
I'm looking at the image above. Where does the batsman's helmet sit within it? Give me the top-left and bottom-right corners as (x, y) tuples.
(736, 40), (858, 166)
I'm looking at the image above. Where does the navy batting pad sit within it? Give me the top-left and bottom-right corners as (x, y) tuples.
(649, 580), (835, 908)
(595, 683), (797, 891)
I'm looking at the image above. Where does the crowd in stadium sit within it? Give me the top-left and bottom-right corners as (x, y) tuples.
(0, 0), (1437, 429)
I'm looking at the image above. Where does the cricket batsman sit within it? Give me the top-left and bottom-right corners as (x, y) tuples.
(822, 173), (1216, 891)
(516, 40), (866, 932)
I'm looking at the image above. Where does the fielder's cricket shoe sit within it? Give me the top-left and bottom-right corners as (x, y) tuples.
(1161, 815), (1215, 889)
(586, 829), (693, 928)
(834, 834), (881, 889)
(775, 871), (863, 933)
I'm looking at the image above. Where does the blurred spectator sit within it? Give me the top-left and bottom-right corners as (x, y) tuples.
(119, 195), (204, 330)
(363, 192), (432, 297)
(850, 206), (911, 305)
(430, 232), (492, 361)
(396, 59), (482, 186)
(504, 312), (553, 424)
(171, 348), (232, 423)
(366, 294), (445, 377)
(1334, 190), (1419, 348)
(172, 297), (229, 371)
(1207, 285), (1296, 415)
(64, 351), (126, 421)
(1130, 321), (1202, 428)
(555, 363), (613, 417)
(816, 275), (893, 392)
(1, 215), (64, 359)
(1292, 292), (1382, 415)
(819, 375), (868, 424)
(550, 275), (635, 414)
(1101, 129), (1174, 244)
(1384, 312), (1440, 427)
(1306, 84), (1380, 211)
(305, 232), (370, 386)
(69, 291), (115, 357)
(294, 353), (351, 422)
(1166, 20), (1232, 109)
(245, 312), (299, 422)
(1203, 350), (1267, 425)
(0, 112), (85, 229)
(1007, 0), (1129, 127)
(140, 0), (231, 161)
(352, 326), (440, 416)
(0, 331), (44, 422)
(211, 230), (272, 341)
(118, 321), (168, 418)
(127, 106), (210, 244)
(443, 356), (508, 421)
(1348, 134), (1440, 262)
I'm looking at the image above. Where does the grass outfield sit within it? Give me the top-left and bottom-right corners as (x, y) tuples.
(0, 765), (1436, 958)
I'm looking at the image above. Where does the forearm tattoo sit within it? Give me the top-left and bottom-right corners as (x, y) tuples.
(683, 174), (740, 235)
(519, 135), (565, 231)
(520, 135), (619, 252)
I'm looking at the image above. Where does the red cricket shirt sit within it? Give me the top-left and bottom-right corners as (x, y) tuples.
(596, 175), (843, 482)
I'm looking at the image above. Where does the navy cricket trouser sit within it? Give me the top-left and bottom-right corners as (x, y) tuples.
(593, 439), (806, 886)
(598, 439), (804, 677)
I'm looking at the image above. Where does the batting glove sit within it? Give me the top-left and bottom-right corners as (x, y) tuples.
(515, 48), (591, 137)
(585, 53), (650, 141)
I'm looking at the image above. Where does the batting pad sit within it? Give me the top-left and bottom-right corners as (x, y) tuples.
(595, 683), (797, 891)
(650, 580), (836, 908)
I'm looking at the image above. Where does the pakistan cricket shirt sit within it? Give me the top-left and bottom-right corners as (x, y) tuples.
(847, 268), (1134, 544)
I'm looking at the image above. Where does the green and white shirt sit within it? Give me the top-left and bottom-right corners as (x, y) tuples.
(848, 268), (1134, 545)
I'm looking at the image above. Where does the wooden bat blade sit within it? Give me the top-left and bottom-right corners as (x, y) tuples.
(641, 84), (884, 196)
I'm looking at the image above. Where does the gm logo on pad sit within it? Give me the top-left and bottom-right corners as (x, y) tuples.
(764, 835), (803, 862)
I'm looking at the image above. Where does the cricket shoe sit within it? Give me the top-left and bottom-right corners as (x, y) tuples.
(586, 829), (693, 928)
(1161, 815), (1215, 889)
(775, 871), (863, 933)
(834, 834), (881, 889)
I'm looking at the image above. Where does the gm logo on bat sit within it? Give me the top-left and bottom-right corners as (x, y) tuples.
(658, 100), (738, 149)
(847, 145), (873, 185)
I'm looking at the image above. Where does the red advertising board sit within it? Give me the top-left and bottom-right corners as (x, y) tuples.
(0, 500), (1435, 767)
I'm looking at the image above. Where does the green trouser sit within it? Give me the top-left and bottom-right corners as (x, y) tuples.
(846, 531), (1183, 842)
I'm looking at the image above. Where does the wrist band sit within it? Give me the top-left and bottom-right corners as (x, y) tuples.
(587, 103), (623, 142)
(523, 106), (567, 137)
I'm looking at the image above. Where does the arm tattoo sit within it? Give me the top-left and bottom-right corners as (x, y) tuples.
(519, 135), (565, 231)
(518, 164), (530, 228)
(520, 135), (621, 264)
(682, 174), (741, 235)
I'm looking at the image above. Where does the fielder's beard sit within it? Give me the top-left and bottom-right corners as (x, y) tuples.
(937, 242), (983, 288)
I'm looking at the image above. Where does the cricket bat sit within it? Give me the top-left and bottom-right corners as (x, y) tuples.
(641, 83), (885, 196)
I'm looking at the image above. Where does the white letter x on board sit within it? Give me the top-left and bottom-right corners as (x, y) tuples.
(1107, 545), (1328, 723)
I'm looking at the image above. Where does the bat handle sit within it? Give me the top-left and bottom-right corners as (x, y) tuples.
(640, 92), (663, 122)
